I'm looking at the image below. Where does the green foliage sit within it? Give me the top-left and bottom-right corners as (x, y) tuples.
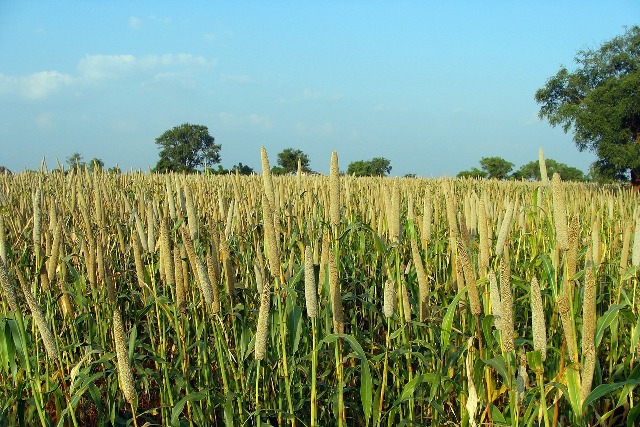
(88, 158), (104, 172)
(277, 148), (311, 174)
(512, 158), (587, 182)
(232, 162), (254, 175)
(535, 25), (640, 183)
(66, 152), (85, 171)
(205, 165), (229, 175)
(270, 166), (287, 175)
(207, 163), (255, 175)
(154, 123), (221, 173)
(347, 157), (392, 176)
(479, 157), (514, 179)
(458, 157), (512, 179)
(457, 167), (488, 179)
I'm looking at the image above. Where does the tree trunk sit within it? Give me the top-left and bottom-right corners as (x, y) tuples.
(631, 167), (640, 191)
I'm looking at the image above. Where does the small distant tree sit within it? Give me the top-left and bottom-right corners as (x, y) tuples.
(457, 167), (488, 179)
(155, 123), (221, 173)
(232, 163), (254, 175)
(88, 158), (104, 172)
(270, 166), (287, 175)
(277, 148), (311, 174)
(479, 157), (514, 180)
(347, 157), (392, 176)
(205, 165), (229, 175)
(66, 152), (85, 171)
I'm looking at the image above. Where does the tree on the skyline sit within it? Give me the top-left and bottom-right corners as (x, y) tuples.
(479, 157), (514, 180)
(233, 162), (254, 175)
(277, 148), (311, 174)
(66, 152), (85, 172)
(457, 167), (487, 179)
(512, 158), (587, 182)
(535, 25), (640, 186)
(88, 158), (104, 172)
(458, 156), (588, 181)
(154, 123), (221, 173)
(347, 157), (392, 176)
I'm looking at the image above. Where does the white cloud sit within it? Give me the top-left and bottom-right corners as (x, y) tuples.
(0, 71), (74, 99)
(218, 112), (273, 131)
(77, 54), (137, 79)
(77, 54), (212, 80)
(1, 53), (215, 100)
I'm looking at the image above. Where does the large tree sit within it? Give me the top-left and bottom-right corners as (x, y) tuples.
(347, 157), (392, 176)
(277, 148), (311, 174)
(155, 123), (221, 173)
(535, 26), (640, 186)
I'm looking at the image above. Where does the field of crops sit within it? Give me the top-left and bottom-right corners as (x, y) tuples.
(1, 148), (639, 426)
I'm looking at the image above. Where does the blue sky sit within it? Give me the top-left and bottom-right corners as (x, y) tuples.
(1, 2), (638, 176)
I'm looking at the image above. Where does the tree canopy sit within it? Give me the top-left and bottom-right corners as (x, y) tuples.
(511, 159), (587, 182)
(88, 158), (104, 172)
(66, 152), (84, 171)
(154, 123), (221, 173)
(458, 156), (588, 182)
(479, 157), (514, 180)
(457, 167), (487, 179)
(535, 25), (640, 185)
(347, 157), (392, 177)
(458, 157), (513, 179)
(277, 148), (311, 174)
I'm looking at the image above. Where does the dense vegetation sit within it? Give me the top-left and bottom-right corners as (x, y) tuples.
(0, 149), (639, 426)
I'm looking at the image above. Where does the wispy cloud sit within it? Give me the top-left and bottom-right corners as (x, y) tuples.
(277, 88), (343, 104)
(218, 112), (273, 131)
(0, 54), (216, 99)
(220, 74), (253, 84)
(77, 53), (213, 80)
(0, 71), (74, 99)
(128, 15), (171, 29)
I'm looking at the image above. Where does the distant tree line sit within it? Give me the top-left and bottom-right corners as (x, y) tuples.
(457, 156), (591, 182)
(65, 152), (121, 174)
(152, 122), (394, 177)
